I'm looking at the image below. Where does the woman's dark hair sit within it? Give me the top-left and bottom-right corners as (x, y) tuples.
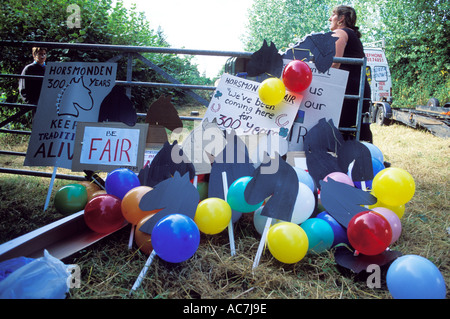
(334, 5), (361, 38)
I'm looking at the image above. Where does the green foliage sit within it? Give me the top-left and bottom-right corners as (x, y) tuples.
(378, 0), (450, 107)
(0, 0), (212, 129)
(243, 0), (449, 107)
(243, 0), (334, 52)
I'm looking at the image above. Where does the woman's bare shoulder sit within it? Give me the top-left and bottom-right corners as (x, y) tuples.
(332, 28), (349, 40)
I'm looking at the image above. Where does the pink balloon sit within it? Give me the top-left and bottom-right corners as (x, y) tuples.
(324, 172), (354, 187)
(372, 207), (402, 244)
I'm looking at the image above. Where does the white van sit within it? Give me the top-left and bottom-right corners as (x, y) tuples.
(364, 47), (392, 103)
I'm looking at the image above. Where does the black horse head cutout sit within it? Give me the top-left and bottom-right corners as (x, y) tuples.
(208, 129), (255, 200)
(303, 118), (344, 189)
(138, 171), (199, 235)
(282, 32), (337, 73)
(247, 39), (283, 77)
(319, 178), (377, 228)
(98, 85), (137, 126)
(145, 95), (183, 132)
(138, 140), (195, 187)
(244, 152), (299, 222)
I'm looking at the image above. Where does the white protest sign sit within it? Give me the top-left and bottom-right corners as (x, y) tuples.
(72, 122), (148, 173)
(285, 61), (349, 151)
(204, 73), (302, 139)
(24, 62), (117, 169)
(79, 126), (140, 166)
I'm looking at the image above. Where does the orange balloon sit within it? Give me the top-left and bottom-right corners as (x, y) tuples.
(121, 186), (154, 225)
(91, 189), (107, 199)
(79, 181), (102, 201)
(134, 214), (157, 255)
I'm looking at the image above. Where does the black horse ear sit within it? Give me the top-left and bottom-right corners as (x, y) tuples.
(138, 172), (199, 235)
(98, 85), (137, 126)
(247, 40), (283, 77)
(145, 95), (183, 131)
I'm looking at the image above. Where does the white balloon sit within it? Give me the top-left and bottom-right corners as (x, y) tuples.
(291, 182), (316, 224)
(253, 206), (279, 235)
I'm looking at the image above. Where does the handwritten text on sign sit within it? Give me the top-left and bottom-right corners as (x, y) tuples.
(80, 126), (140, 166)
(203, 74), (302, 138)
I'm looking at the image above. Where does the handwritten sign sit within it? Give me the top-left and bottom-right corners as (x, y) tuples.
(24, 62), (117, 169)
(72, 122), (148, 173)
(285, 61), (349, 151)
(203, 73), (302, 138)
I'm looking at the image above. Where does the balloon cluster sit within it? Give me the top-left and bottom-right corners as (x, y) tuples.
(258, 60), (313, 106)
(52, 143), (445, 298)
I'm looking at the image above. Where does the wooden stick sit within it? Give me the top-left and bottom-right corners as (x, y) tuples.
(44, 166), (57, 211)
(222, 171), (235, 256)
(128, 224), (135, 250)
(130, 250), (156, 295)
(252, 217), (272, 270)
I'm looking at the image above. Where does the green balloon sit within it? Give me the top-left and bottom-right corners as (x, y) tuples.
(54, 184), (88, 215)
(227, 176), (263, 213)
(197, 181), (209, 201)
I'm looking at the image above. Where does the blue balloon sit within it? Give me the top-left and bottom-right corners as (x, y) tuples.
(227, 176), (263, 213)
(293, 167), (315, 192)
(316, 212), (349, 247)
(151, 214), (200, 263)
(105, 168), (140, 200)
(361, 141), (384, 163)
(387, 255), (447, 299)
(300, 218), (334, 253)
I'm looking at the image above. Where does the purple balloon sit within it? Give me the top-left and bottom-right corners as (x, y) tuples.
(105, 168), (140, 200)
(317, 211), (349, 247)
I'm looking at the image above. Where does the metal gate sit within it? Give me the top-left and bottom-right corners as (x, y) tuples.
(0, 41), (366, 181)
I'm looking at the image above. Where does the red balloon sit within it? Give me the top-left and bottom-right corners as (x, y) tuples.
(282, 60), (313, 92)
(347, 211), (392, 256)
(84, 194), (125, 234)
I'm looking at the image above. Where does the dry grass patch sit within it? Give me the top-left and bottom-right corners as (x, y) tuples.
(0, 120), (448, 299)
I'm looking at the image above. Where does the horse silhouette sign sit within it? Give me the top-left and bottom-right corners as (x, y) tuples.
(24, 62), (117, 169)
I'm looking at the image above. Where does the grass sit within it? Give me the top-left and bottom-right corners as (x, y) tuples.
(0, 114), (448, 300)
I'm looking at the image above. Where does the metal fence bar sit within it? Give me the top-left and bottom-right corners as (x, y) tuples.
(0, 40), (253, 58)
(0, 167), (85, 181)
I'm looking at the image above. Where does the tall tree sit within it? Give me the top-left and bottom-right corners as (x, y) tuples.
(243, 0), (449, 106)
(379, 0), (449, 106)
(0, 0), (211, 128)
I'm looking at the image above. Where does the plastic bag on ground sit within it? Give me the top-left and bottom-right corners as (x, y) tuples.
(0, 250), (71, 299)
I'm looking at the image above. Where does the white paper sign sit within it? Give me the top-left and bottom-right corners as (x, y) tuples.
(24, 62), (117, 169)
(79, 126), (140, 166)
(285, 61), (349, 151)
(204, 73), (302, 139)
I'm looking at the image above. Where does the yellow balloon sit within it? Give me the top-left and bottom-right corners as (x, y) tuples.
(267, 222), (309, 264)
(194, 198), (232, 235)
(258, 78), (286, 105)
(372, 167), (415, 206)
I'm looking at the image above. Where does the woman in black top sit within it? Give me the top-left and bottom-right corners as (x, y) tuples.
(329, 5), (373, 143)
